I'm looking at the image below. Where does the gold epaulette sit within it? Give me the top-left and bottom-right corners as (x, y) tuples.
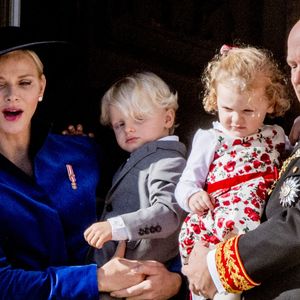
(215, 235), (260, 293)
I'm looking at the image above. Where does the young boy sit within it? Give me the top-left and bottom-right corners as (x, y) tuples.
(85, 72), (187, 269)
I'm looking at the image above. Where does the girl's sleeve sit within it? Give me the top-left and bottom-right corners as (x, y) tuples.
(175, 129), (216, 212)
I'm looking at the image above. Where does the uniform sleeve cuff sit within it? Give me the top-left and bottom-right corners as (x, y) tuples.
(215, 235), (260, 293)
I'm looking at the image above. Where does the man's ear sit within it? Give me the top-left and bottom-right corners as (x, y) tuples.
(165, 109), (175, 129)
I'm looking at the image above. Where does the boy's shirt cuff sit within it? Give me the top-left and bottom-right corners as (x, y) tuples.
(107, 216), (128, 240)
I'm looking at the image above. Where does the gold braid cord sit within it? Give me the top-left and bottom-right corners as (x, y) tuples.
(268, 148), (300, 195)
(215, 235), (260, 293)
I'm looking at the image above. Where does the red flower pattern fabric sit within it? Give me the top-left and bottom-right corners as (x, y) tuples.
(179, 126), (285, 262)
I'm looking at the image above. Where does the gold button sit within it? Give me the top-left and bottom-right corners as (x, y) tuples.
(293, 166), (299, 173)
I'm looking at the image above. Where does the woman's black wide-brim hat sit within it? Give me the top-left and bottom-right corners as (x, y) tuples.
(0, 26), (69, 55)
(0, 26), (80, 126)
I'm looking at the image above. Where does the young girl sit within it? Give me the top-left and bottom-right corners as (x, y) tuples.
(175, 45), (291, 300)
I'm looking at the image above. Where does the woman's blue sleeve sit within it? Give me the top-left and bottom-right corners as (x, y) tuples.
(0, 247), (99, 300)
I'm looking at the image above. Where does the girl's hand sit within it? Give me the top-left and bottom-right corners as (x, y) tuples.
(188, 191), (215, 215)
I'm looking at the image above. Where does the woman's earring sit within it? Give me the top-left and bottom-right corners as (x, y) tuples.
(38, 96), (43, 102)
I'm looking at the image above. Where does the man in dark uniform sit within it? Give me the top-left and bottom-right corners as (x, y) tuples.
(182, 19), (300, 300)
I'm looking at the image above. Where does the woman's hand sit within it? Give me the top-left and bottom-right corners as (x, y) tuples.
(62, 124), (94, 137)
(110, 260), (182, 300)
(97, 257), (145, 292)
(97, 242), (145, 292)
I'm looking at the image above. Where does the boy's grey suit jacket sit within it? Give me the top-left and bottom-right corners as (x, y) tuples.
(93, 139), (187, 266)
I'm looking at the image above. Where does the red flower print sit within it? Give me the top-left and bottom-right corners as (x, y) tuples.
(252, 152), (258, 158)
(230, 150), (237, 158)
(191, 223), (201, 234)
(253, 160), (262, 169)
(210, 235), (221, 244)
(260, 153), (271, 165)
(233, 196), (241, 203)
(224, 161), (236, 172)
(233, 137), (252, 147)
(221, 192), (231, 198)
(209, 163), (216, 172)
(204, 234), (220, 244)
(244, 207), (260, 221)
(256, 182), (267, 199)
(184, 215), (191, 223)
(266, 166), (272, 173)
(251, 198), (260, 208)
(223, 200), (230, 206)
(232, 139), (242, 146)
(213, 153), (220, 160)
(244, 165), (252, 172)
(239, 220), (245, 224)
(266, 137), (272, 144)
(217, 217), (224, 228)
(225, 220), (235, 230)
(200, 220), (206, 230)
(276, 143), (285, 154)
(184, 237), (194, 246)
(241, 141), (252, 147)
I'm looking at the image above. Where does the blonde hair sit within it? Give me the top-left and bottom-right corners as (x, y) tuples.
(202, 46), (290, 117)
(1, 49), (44, 76)
(101, 72), (178, 133)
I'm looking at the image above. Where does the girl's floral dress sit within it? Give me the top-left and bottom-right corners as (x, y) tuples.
(179, 124), (286, 262)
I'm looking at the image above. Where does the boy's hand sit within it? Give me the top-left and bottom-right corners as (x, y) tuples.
(62, 124), (95, 137)
(188, 191), (215, 215)
(84, 221), (112, 248)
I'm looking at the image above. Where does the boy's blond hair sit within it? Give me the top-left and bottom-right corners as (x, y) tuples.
(101, 71), (178, 134)
(202, 46), (290, 117)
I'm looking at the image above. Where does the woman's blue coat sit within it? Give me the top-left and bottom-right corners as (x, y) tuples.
(0, 132), (101, 299)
